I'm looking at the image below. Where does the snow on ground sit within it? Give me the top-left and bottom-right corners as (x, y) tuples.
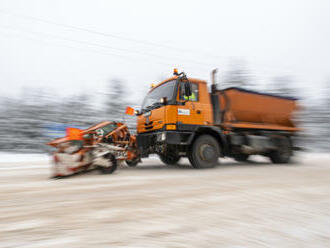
(0, 152), (330, 247)
(0, 150), (323, 166)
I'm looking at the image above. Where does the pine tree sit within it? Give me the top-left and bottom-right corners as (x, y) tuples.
(105, 79), (127, 120)
(220, 60), (255, 90)
(268, 76), (296, 97)
(103, 79), (136, 131)
(313, 79), (330, 150)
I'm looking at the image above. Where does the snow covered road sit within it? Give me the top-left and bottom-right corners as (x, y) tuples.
(1, 153), (330, 247)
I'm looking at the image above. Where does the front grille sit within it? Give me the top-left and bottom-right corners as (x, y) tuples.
(144, 121), (154, 130)
(137, 133), (157, 152)
(144, 121), (153, 126)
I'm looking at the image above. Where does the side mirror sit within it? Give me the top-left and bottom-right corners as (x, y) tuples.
(184, 82), (192, 97)
(134, 109), (141, 116)
(160, 97), (167, 105)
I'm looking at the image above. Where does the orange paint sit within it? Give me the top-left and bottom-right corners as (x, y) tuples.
(125, 106), (135, 116)
(66, 127), (83, 140)
(219, 88), (299, 131)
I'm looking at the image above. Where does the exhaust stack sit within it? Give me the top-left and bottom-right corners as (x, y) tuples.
(210, 68), (221, 125)
(211, 68), (218, 94)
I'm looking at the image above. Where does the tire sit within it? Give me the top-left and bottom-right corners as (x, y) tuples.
(159, 154), (181, 165)
(233, 154), (249, 162)
(126, 159), (139, 167)
(269, 136), (292, 164)
(188, 134), (220, 169)
(98, 154), (117, 174)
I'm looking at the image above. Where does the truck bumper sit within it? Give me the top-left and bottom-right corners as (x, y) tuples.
(136, 131), (194, 157)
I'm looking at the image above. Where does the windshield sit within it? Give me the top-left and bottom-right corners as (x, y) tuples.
(95, 123), (117, 137)
(141, 80), (176, 111)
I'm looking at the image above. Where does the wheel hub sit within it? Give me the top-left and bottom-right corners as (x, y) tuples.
(200, 144), (215, 161)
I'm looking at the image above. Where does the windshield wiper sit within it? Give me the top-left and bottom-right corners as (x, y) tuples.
(143, 102), (163, 113)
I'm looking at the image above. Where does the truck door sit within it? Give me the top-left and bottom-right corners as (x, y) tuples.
(176, 82), (205, 126)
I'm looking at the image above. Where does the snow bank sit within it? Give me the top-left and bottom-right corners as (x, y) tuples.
(0, 153), (49, 163)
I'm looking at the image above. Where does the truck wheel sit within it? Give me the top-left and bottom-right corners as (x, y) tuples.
(269, 136), (292, 164)
(188, 135), (220, 169)
(159, 154), (180, 165)
(233, 154), (249, 162)
(98, 154), (117, 174)
(125, 159), (139, 167)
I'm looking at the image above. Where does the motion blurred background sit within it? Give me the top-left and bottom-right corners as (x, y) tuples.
(0, 0), (329, 153)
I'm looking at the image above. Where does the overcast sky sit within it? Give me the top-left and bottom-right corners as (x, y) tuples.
(0, 0), (329, 102)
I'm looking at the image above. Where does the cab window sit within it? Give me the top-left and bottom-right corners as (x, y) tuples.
(141, 80), (176, 111)
(179, 82), (199, 102)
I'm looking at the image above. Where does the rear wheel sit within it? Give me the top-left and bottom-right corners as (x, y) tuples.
(98, 154), (117, 174)
(269, 136), (292, 164)
(233, 153), (249, 162)
(159, 154), (181, 165)
(188, 135), (220, 169)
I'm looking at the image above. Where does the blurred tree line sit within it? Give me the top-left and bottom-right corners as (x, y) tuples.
(0, 79), (137, 153)
(0, 65), (329, 153)
(219, 61), (330, 151)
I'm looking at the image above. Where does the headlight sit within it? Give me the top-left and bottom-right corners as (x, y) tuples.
(157, 132), (166, 142)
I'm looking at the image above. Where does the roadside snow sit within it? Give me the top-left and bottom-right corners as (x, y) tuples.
(0, 153), (49, 163)
(0, 151), (328, 171)
(0, 151), (328, 163)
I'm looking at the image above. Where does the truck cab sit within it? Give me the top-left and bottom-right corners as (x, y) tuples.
(136, 71), (224, 168)
(137, 77), (213, 132)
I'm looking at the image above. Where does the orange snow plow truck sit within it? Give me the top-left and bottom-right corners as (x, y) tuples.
(136, 69), (300, 168)
(48, 69), (300, 177)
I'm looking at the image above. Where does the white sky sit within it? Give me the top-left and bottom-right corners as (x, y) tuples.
(0, 0), (329, 102)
